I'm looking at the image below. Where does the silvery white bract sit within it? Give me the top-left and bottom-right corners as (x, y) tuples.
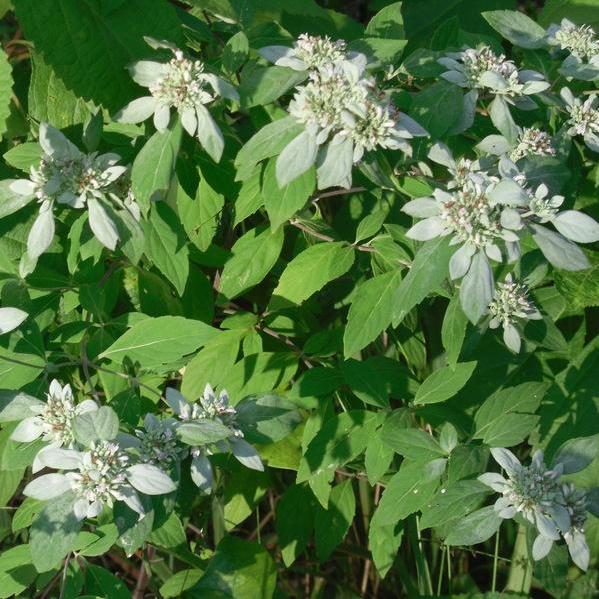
(560, 88), (599, 152)
(492, 158), (599, 270)
(0, 306), (27, 334)
(10, 379), (98, 456)
(439, 45), (549, 138)
(4, 123), (133, 266)
(479, 448), (591, 571)
(402, 143), (520, 323)
(115, 37), (238, 162)
(280, 62), (427, 189)
(546, 19), (599, 81)
(487, 274), (541, 353)
(133, 413), (184, 467)
(165, 384), (264, 492)
(259, 33), (367, 76)
(477, 126), (556, 162)
(23, 440), (176, 521)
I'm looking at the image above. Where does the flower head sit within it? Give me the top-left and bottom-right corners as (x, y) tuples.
(259, 33), (366, 75)
(439, 45), (548, 99)
(6, 124), (131, 262)
(547, 19), (599, 61)
(488, 274), (541, 352)
(561, 88), (599, 152)
(135, 413), (184, 467)
(510, 128), (556, 162)
(115, 38), (237, 161)
(164, 385), (264, 490)
(10, 379), (98, 448)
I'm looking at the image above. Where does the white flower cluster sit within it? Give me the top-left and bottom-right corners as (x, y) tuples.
(487, 274), (541, 352)
(510, 127), (556, 162)
(546, 19), (599, 80)
(480, 448), (590, 571)
(548, 19), (599, 61)
(129, 384), (264, 493)
(561, 88), (599, 152)
(116, 38), (238, 162)
(261, 33), (427, 189)
(6, 124), (137, 265)
(260, 33), (355, 73)
(11, 380), (97, 450)
(9, 380), (176, 521)
(402, 142), (599, 328)
(440, 45), (549, 100)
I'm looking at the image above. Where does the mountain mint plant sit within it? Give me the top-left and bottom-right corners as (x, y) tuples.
(0, 4), (599, 597)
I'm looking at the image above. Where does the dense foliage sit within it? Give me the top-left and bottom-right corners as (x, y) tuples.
(0, 0), (598, 597)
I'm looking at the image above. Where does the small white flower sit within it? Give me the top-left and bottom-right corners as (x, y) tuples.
(509, 127), (556, 162)
(439, 45), (549, 100)
(10, 379), (98, 448)
(487, 274), (541, 352)
(164, 384), (264, 487)
(135, 413), (185, 467)
(115, 38), (238, 161)
(23, 439), (176, 521)
(547, 19), (599, 62)
(260, 33), (365, 75)
(561, 88), (599, 152)
(7, 124), (130, 260)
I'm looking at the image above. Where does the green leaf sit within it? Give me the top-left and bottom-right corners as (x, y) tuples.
(393, 237), (451, 325)
(85, 564), (132, 599)
(445, 505), (502, 546)
(29, 491), (82, 573)
(74, 405), (119, 444)
(0, 545), (37, 599)
(160, 570), (204, 599)
(0, 47), (12, 137)
(276, 484), (315, 566)
(149, 512), (187, 548)
(235, 116), (304, 181)
(314, 480), (355, 561)
(380, 426), (446, 460)
(3, 143), (42, 171)
(218, 226), (284, 302)
(239, 65), (306, 109)
(271, 242), (355, 309)
(177, 420), (234, 445)
(194, 536), (277, 598)
(552, 434), (599, 475)
(340, 359), (390, 408)
(177, 175), (224, 252)
(413, 361), (477, 405)
(14, 0), (183, 111)
(262, 158), (315, 230)
(235, 394), (303, 444)
(420, 479), (490, 529)
(554, 250), (599, 309)
(181, 330), (244, 399)
(538, 0), (599, 30)
(441, 294), (468, 367)
(368, 507), (403, 578)
(374, 458), (446, 526)
(131, 123), (182, 215)
(29, 51), (91, 128)
(233, 167), (263, 225)
(482, 10), (546, 48)
(473, 381), (548, 446)
(365, 436), (394, 485)
(144, 202), (189, 296)
(411, 81), (463, 138)
(343, 270), (403, 358)
(100, 316), (219, 367)
(297, 410), (382, 484)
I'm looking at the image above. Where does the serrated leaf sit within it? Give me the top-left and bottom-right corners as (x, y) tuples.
(414, 361), (477, 405)
(100, 316), (219, 367)
(271, 242), (354, 309)
(218, 226), (284, 302)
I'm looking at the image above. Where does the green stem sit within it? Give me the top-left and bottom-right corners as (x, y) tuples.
(505, 524), (532, 595)
(491, 530), (500, 593)
(436, 544), (446, 596)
